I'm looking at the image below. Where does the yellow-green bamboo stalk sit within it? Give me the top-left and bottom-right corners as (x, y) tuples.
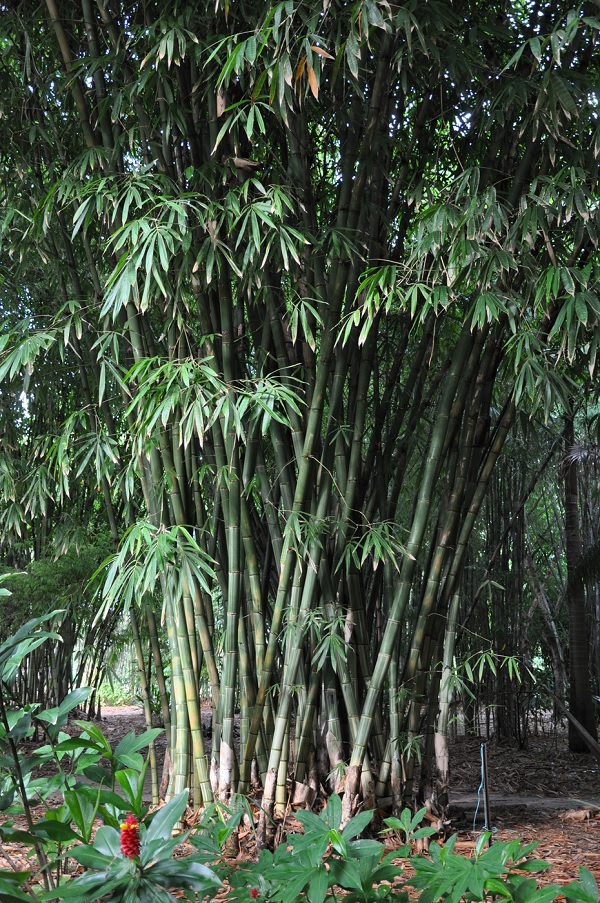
(239, 494), (266, 679)
(275, 728), (290, 818)
(173, 595), (212, 803)
(323, 660), (344, 793)
(190, 580), (220, 703)
(217, 467), (241, 799)
(167, 607), (189, 800)
(238, 610), (251, 766)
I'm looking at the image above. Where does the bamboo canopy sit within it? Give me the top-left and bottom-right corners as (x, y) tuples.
(0, 0), (598, 844)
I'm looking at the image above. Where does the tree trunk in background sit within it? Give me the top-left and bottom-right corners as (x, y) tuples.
(564, 416), (598, 752)
(524, 549), (567, 705)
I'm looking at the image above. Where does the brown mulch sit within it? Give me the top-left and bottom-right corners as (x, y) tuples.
(437, 730), (600, 888)
(451, 733), (600, 802)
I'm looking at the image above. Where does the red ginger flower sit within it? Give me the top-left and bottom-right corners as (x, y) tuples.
(250, 890), (260, 899)
(120, 814), (141, 859)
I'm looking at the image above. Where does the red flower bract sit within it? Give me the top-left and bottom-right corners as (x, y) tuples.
(120, 814), (141, 859)
(250, 889), (260, 899)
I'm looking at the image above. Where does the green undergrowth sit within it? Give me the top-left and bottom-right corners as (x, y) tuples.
(0, 618), (598, 902)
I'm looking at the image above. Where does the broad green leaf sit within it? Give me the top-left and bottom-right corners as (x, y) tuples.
(36, 687), (92, 726)
(0, 876), (34, 902)
(145, 790), (188, 844)
(91, 824), (122, 858)
(341, 809), (374, 840)
(73, 721), (113, 755)
(114, 728), (163, 760)
(64, 788), (100, 843)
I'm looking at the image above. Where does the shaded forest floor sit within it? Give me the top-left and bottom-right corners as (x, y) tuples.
(1, 706), (599, 891)
(445, 732), (600, 885)
(451, 730), (600, 816)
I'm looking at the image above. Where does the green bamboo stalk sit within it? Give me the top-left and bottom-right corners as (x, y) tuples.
(144, 601), (171, 740)
(190, 580), (220, 704)
(341, 325), (475, 822)
(268, 416), (298, 517)
(419, 663), (444, 801)
(237, 598), (269, 784)
(255, 275), (372, 803)
(389, 650), (403, 814)
(133, 322), (221, 803)
(218, 520), (241, 798)
(237, 604), (253, 770)
(181, 589), (200, 680)
(294, 663), (322, 785)
(318, 565), (362, 743)
(238, 547), (296, 790)
(264, 288), (309, 466)
(45, 0), (97, 149)
(433, 590), (461, 801)
(398, 343), (494, 769)
(438, 399), (517, 614)
(241, 100), (390, 782)
(323, 660), (345, 793)
(239, 491), (267, 680)
(256, 536), (323, 836)
(255, 445), (284, 565)
(215, 260), (243, 800)
(400, 363), (516, 804)
(374, 563), (398, 801)
(252, 317), (368, 815)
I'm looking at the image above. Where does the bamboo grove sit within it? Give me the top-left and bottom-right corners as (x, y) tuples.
(0, 0), (599, 843)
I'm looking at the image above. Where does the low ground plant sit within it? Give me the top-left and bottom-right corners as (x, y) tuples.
(0, 618), (598, 903)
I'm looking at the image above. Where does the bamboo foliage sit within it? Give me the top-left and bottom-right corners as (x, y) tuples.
(0, 0), (599, 834)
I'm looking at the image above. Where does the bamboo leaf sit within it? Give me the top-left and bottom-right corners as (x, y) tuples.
(307, 63), (319, 100)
